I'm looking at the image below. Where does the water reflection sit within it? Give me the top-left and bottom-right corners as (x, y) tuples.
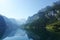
(3, 29), (33, 40)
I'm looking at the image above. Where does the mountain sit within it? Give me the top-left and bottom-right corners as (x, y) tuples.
(26, 11), (46, 24)
(26, 6), (56, 24)
(0, 15), (19, 39)
(24, 1), (60, 40)
(0, 15), (7, 39)
(0, 15), (31, 40)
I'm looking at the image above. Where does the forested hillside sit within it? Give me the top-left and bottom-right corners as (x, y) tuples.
(23, 1), (60, 40)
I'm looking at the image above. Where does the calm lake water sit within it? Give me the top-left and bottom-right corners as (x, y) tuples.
(3, 29), (33, 40)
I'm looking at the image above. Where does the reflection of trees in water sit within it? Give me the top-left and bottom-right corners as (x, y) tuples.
(25, 1), (60, 40)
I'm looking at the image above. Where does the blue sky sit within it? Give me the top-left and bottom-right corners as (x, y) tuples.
(0, 0), (59, 20)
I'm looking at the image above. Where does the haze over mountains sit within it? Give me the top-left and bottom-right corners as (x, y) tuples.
(0, 15), (18, 38)
(0, 15), (28, 40)
(0, 0), (60, 40)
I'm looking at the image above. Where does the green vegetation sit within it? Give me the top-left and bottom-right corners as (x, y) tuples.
(23, 1), (60, 40)
(46, 21), (60, 33)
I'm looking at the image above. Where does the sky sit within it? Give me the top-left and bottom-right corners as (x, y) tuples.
(0, 0), (59, 20)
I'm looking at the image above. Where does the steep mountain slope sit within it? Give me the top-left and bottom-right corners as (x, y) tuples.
(0, 15), (7, 39)
(24, 1), (60, 40)
(0, 15), (19, 39)
(3, 16), (19, 38)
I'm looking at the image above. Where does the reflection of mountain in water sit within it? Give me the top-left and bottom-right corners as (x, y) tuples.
(3, 29), (30, 40)
(0, 15), (30, 40)
(24, 1), (60, 40)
